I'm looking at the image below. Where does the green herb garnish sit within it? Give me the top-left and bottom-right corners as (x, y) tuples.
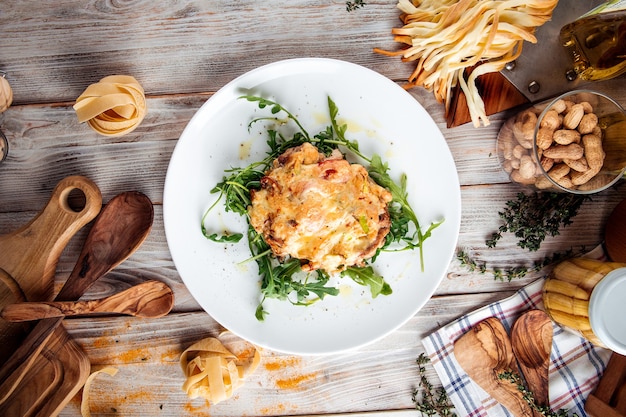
(203, 95), (442, 320)
(456, 247), (581, 282)
(486, 192), (589, 252)
(346, 0), (366, 12)
(413, 353), (456, 416)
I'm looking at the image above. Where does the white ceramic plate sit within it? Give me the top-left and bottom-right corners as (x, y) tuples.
(164, 58), (461, 355)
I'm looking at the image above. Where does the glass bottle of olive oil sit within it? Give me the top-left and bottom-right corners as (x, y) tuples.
(560, 0), (626, 81)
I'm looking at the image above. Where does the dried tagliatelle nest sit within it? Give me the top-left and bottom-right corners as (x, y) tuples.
(180, 334), (261, 404)
(73, 75), (147, 137)
(375, 0), (558, 127)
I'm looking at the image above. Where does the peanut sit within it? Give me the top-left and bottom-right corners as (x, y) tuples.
(564, 156), (589, 172)
(553, 129), (581, 145)
(582, 134), (604, 170)
(578, 113), (598, 135)
(543, 143), (584, 160)
(536, 126), (554, 150)
(580, 101), (594, 113)
(540, 156), (555, 172)
(519, 155), (535, 179)
(548, 163), (570, 181)
(513, 109), (537, 148)
(563, 104), (584, 129)
(551, 99), (567, 114)
(513, 144), (525, 159)
(511, 169), (537, 184)
(571, 165), (601, 186)
(540, 109), (561, 130)
(555, 175), (574, 189)
(535, 175), (554, 189)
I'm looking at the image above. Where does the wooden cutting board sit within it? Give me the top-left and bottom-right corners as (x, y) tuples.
(0, 176), (101, 415)
(0, 175), (102, 364)
(445, 72), (529, 128)
(0, 326), (90, 417)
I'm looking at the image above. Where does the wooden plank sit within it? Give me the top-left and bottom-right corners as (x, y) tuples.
(59, 292), (510, 417)
(0, 0), (408, 105)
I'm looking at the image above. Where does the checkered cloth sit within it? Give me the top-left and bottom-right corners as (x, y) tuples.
(422, 276), (612, 417)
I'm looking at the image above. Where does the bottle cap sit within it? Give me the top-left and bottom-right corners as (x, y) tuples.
(589, 267), (626, 355)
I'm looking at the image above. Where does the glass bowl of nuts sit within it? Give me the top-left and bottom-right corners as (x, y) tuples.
(497, 90), (626, 194)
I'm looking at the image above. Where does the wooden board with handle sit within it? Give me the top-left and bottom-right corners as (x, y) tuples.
(0, 176), (101, 416)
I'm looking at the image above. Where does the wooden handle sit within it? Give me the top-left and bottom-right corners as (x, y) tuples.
(511, 309), (553, 413)
(2, 280), (173, 321)
(0, 175), (102, 301)
(0, 176), (101, 405)
(454, 317), (534, 417)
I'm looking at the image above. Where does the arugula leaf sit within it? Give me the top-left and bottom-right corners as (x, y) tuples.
(342, 266), (392, 298)
(206, 233), (243, 243)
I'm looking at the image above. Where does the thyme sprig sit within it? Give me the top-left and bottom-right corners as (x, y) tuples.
(498, 371), (578, 417)
(346, 0), (366, 12)
(487, 192), (589, 252)
(412, 353), (456, 416)
(456, 248), (581, 282)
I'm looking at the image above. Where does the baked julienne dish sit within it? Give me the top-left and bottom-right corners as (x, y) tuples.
(202, 95), (444, 320)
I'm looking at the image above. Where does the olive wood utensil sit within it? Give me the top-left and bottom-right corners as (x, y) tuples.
(511, 309), (553, 414)
(454, 317), (534, 417)
(2, 280), (173, 321)
(585, 353), (626, 417)
(0, 176), (102, 363)
(0, 191), (153, 405)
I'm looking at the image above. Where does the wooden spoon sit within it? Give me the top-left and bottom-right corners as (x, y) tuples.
(1, 280), (173, 321)
(511, 309), (553, 413)
(0, 191), (154, 405)
(454, 317), (534, 417)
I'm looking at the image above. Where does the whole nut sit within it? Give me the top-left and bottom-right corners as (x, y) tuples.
(563, 104), (585, 129)
(536, 127), (554, 150)
(519, 155), (535, 179)
(540, 109), (561, 130)
(578, 113), (598, 135)
(553, 129), (581, 145)
(548, 163), (570, 181)
(564, 156), (589, 172)
(543, 143), (584, 160)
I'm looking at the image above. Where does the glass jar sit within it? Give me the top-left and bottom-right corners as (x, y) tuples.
(496, 90), (626, 194)
(543, 257), (626, 354)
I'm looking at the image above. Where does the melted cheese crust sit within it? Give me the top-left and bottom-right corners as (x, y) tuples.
(249, 142), (392, 274)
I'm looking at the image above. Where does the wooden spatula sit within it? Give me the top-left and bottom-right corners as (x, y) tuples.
(1, 280), (173, 321)
(454, 317), (534, 417)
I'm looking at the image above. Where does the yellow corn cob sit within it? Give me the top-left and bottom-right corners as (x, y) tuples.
(569, 257), (626, 276)
(551, 260), (603, 291)
(543, 278), (590, 300)
(580, 329), (606, 348)
(543, 291), (590, 317)
(545, 308), (592, 331)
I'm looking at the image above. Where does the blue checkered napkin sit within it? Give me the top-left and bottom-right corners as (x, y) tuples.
(421, 278), (612, 417)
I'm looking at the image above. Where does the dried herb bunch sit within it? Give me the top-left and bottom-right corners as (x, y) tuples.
(412, 353), (456, 416)
(346, 0), (366, 11)
(487, 192), (589, 252)
(456, 247), (582, 282)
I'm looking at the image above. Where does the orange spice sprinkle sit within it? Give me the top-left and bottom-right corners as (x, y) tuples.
(263, 356), (301, 371)
(275, 372), (317, 389)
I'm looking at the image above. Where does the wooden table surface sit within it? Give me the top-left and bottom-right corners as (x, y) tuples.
(1, 1), (625, 416)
